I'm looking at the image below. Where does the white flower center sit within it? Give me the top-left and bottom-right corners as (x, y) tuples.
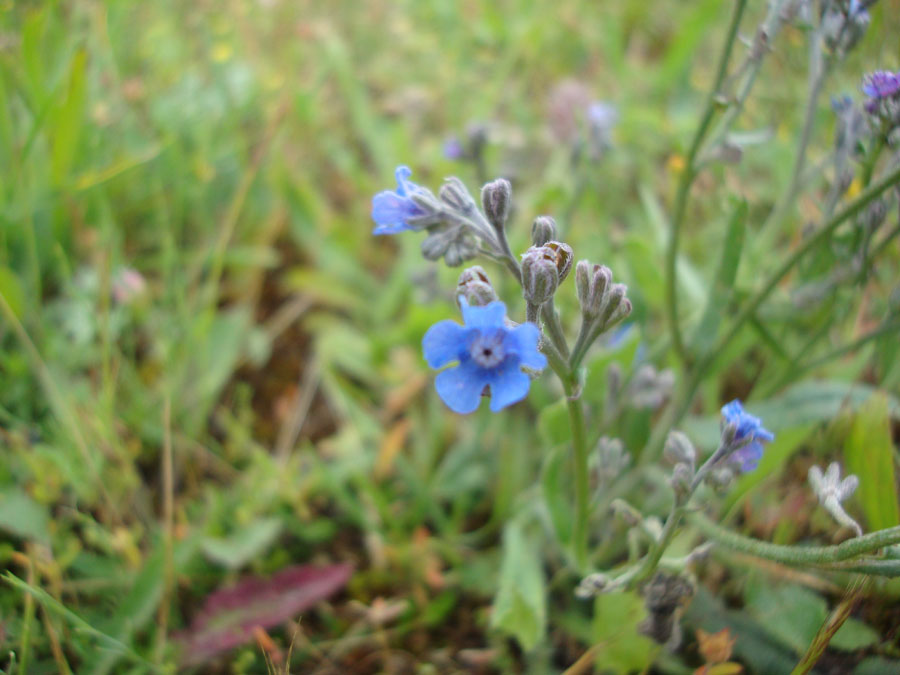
(469, 332), (505, 368)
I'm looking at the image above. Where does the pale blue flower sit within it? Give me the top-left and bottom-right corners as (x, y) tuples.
(721, 399), (774, 472)
(422, 300), (546, 414)
(371, 165), (426, 235)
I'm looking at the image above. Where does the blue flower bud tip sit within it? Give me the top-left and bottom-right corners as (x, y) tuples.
(371, 165), (427, 235)
(720, 399), (774, 473)
(422, 300), (546, 414)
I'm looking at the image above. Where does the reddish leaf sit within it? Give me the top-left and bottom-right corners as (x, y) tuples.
(177, 563), (352, 666)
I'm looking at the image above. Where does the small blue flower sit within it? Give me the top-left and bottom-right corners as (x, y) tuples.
(371, 165), (427, 235)
(422, 300), (547, 414)
(721, 400), (775, 472)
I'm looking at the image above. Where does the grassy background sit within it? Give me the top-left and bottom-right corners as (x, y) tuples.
(1, 0), (899, 672)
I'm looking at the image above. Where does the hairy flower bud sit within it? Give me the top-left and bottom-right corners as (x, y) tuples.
(521, 246), (559, 305)
(456, 266), (498, 307)
(543, 241), (573, 284)
(664, 431), (696, 467)
(438, 176), (477, 214)
(531, 215), (557, 246)
(576, 261), (613, 320)
(669, 462), (694, 500)
(481, 178), (512, 233)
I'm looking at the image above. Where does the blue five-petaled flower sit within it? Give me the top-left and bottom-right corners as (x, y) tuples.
(721, 399), (775, 472)
(422, 300), (547, 414)
(371, 165), (426, 235)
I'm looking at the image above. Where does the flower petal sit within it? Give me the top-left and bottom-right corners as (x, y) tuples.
(732, 441), (763, 472)
(394, 165), (414, 196)
(504, 323), (547, 370)
(460, 300), (507, 329)
(435, 361), (486, 414)
(487, 357), (532, 412)
(422, 320), (471, 369)
(372, 191), (418, 234)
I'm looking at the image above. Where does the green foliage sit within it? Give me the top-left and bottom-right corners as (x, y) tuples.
(0, 0), (898, 671)
(844, 393), (900, 531)
(491, 521), (547, 651)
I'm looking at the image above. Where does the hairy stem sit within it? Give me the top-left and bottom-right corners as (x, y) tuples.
(691, 511), (900, 565)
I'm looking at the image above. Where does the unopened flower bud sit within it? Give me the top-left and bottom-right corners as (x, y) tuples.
(444, 235), (477, 267)
(706, 466), (735, 492)
(481, 178), (512, 232)
(576, 261), (613, 320)
(531, 215), (557, 246)
(521, 246), (559, 305)
(664, 431), (696, 467)
(600, 283), (627, 324)
(421, 229), (456, 261)
(543, 241), (573, 284)
(456, 266), (498, 307)
(438, 177), (477, 214)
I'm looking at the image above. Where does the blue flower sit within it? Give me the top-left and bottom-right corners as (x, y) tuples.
(371, 166), (427, 235)
(721, 400), (775, 472)
(422, 300), (547, 414)
(861, 70), (900, 100)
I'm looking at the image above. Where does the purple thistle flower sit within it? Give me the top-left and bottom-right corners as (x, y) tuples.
(861, 70), (900, 100)
(371, 165), (427, 235)
(422, 299), (546, 414)
(721, 399), (774, 472)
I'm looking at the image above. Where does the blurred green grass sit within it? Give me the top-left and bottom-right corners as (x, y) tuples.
(0, 0), (899, 671)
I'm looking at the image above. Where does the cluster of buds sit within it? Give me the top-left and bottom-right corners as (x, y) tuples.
(808, 462), (862, 536)
(575, 261), (632, 343)
(664, 431), (697, 502)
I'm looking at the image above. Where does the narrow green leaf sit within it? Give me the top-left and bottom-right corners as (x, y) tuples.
(51, 48), (87, 184)
(692, 198), (746, 354)
(844, 392), (900, 531)
(2, 572), (155, 671)
(491, 521), (546, 651)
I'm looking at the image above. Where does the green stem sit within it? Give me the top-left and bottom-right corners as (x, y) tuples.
(627, 505), (686, 588)
(569, 316), (595, 370)
(541, 299), (570, 360)
(691, 511), (900, 565)
(665, 0), (748, 364)
(564, 376), (590, 572)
